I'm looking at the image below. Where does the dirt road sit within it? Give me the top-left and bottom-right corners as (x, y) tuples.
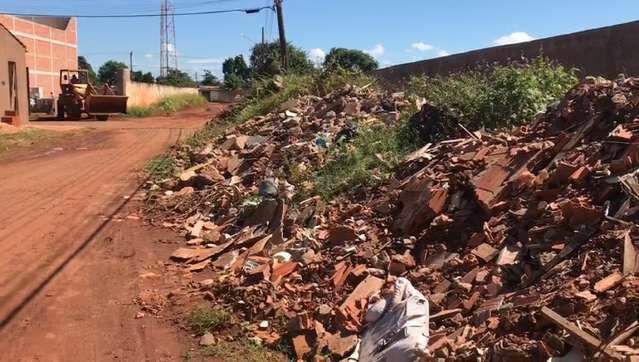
(0, 107), (224, 361)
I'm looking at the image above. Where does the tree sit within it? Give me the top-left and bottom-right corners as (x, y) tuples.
(250, 40), (314, 76)
(156, 69), (196, 87)
(98, 60), (127, 85)
(222, 55), (251, 89)
(200, 70), (221, 86)
(132, 71), (155, 83)
(78, 56), (98, 84)
(324, 48), (379, 74)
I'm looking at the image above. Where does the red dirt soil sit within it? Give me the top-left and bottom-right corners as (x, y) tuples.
(0, 106), (225, 361)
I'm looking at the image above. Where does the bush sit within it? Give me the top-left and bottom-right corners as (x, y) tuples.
(312, 67), (376, 96)
(323, 48), (379, 74)
(406, 57), (578, 138)
(314, 121), (418, 199)
(145, 155), (175, 181)
(188, 307), (232, 334)
(128, 94), (207, 118)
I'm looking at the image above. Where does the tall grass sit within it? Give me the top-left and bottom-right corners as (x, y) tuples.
(313, 120), (418, 200)
(406, 57), (578, 140)
(128, 94), (208, 118)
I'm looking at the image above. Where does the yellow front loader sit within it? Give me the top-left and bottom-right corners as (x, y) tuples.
(56, 69), (128, 121)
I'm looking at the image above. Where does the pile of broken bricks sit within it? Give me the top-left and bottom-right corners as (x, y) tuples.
(146, 76), (639, 361)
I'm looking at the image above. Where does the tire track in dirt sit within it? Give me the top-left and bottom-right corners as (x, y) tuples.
(0, 108), (222, 331)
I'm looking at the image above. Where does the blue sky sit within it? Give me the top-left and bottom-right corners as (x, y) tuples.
(5, 1), (639, 78)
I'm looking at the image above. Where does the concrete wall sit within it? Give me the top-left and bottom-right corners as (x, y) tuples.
(199, 87), (246, 103)
(118, 69), (198, 109)
(377, 20), (639, 88)
(0, 24), (29, 126)
(0, 15), (78, 98)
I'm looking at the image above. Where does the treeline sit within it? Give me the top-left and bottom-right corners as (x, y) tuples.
(77, 40), (378, 90)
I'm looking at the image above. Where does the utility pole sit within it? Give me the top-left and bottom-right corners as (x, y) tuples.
(129, 51), (133, 79)
(261, 26), (265, 45)
(274, 0), (288, 71)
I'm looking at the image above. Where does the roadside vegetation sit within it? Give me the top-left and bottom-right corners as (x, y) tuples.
(188, 307), (233, 335)
(0, 128), (59, 156)
(406, 57), (578, 141)
(314, 122), (418, 199)
(127, 94), (208, 118)
(145, 155), (176, 181)
(200, 340), (289, 362)
(0, 128), (52, 154)
(185, 306), (292, 361)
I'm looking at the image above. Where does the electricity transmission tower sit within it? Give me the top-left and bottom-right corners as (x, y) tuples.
(160, 0), (178, 77)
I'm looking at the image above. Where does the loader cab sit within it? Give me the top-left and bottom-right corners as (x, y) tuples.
(59, 70), (89, 96)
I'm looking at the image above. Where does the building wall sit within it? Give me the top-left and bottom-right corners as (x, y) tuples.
(0, 15), (78, 98)
(377, 20), (639, 88)
(118, 69), (199, 109)
(0, 26), (29, 126)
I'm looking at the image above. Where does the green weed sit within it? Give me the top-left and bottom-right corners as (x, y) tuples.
(314, 120), (418, 199)
(0, 128), (54, 155)
(188, 307), (232, 335)
(406, 57), (577, 140)
(145, 155), (176, 181)
(201, 339), (288, 362)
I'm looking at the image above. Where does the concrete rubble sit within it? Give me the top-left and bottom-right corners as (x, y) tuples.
(146, 76), (639, 360)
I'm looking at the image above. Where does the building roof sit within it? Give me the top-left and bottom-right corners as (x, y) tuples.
(17, 16), (72, 30)
(0, 22), (27, 50)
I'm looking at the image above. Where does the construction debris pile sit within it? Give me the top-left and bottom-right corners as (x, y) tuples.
(147, 76), (639, 361)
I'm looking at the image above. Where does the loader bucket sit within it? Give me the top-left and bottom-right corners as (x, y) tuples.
(85, 95), (128, 115)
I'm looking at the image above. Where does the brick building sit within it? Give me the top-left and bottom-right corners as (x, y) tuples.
(0, 23), (28, 126)
(0, 15), (78, 100)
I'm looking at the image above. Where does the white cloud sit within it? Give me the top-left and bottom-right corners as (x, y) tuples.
(186, 58), (224, 65)
(144, 53), (153, 59)
(436, 49), (450, 57)
(493, 32), (535, 46)
(411, 42), (434, 52)
(381, 59), (393, 67)
(308, 48), (326, 65)
(364, 44), (385, 58)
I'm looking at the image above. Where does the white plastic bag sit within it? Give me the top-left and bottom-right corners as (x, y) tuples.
(356, 278), (429, 362)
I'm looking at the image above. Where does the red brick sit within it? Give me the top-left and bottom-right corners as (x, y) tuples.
(13, 18), (33, 34)
(35, 56), (52, 72)
(35, 39), (51, 56)
(34, 23), (50, 38)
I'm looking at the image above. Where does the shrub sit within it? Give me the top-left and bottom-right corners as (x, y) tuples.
(145, 155), (175, 181)
(406, 57), (578, 139)
(314, 121), (418, 199)
(323, 48), (379, 74)
(188, 307), (232, 334)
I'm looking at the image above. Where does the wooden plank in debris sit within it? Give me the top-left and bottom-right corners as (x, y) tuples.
(606, 321), (639, 350)
(623, 231), (637, 276)
(431, 308), (463, 322)
(541, 307), (602, 350)
(594, 272), (624, 293)
(541, 307), (624, 360)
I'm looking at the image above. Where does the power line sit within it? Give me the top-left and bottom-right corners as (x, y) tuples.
(0, 5), (274, 18)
